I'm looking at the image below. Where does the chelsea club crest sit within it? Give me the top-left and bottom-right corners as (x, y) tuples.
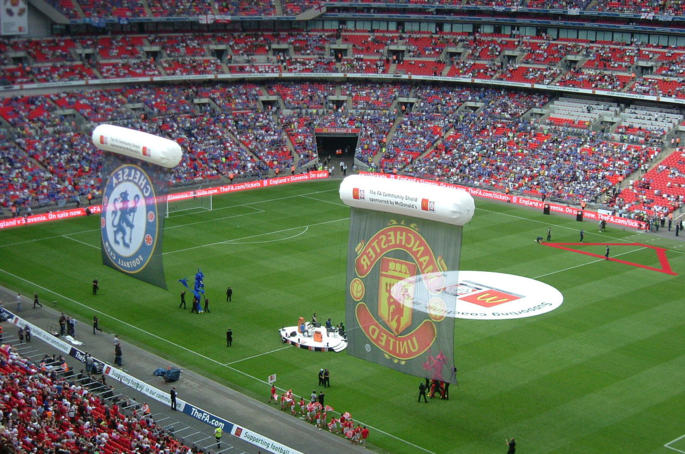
(101, 164), (158, 274)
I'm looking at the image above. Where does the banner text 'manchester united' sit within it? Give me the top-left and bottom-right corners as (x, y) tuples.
(355, 225), (442, 277)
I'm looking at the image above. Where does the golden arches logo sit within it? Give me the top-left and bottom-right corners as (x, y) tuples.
(460, 289), (520, 308)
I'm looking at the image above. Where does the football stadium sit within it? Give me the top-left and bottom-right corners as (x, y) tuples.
(0, 1), (684, 454)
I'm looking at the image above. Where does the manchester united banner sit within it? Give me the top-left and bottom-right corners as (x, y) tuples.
(340, 175), (474, 383)
(0, 0), (28, 35)
(93, 125), (183, 290)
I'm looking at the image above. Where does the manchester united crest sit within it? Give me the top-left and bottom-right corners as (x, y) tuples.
(351, 220), (451, 364)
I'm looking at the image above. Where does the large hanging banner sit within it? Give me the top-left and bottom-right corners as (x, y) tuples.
(340, 175), (474, 383)
(100, 156), (169, 288)
(0, 0), (28, 35)
(94, 124), (183, 289)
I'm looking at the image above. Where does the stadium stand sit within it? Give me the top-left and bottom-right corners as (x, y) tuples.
(0, 4), (682, 219)
(611, 147), (685, 220)
(0, 344), (193, 453)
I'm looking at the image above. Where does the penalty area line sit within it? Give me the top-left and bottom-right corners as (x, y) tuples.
(666, 434), (685, 453)
(222, 226), (309, 246)
(61, 234), (99, 250)
(164, 217), (347, 255)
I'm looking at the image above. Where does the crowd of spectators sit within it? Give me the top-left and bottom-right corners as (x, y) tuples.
(41, 0), (684, 17)
(0, 31), (683, 101)
(556, 69), (633, 91)
(610, 147), (685, 219)
(268, 82), (335, 111)
(0, 46), (683, 218)
(397, 89), (667, 206)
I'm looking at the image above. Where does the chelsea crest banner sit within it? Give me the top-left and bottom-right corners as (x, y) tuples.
(94, 124), (182, 290)
(100, 155), (168, 289)
(340, 175), (474, 384)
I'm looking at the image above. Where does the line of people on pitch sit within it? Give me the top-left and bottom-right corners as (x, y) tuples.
(418, 377), (453, 402)
(271, 385), (369, 445)
(178, 289), (212, 313)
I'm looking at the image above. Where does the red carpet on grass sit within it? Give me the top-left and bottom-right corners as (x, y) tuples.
(541, 242), (677, 276)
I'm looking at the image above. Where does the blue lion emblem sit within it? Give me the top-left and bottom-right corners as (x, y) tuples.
(111, 190), (141, 249)
(101, 163), (158, 275)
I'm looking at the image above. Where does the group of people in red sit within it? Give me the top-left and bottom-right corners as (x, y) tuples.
(270, 384), (369, 445)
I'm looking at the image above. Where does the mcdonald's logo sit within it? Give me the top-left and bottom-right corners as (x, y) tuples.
(461, 289), (520, 308)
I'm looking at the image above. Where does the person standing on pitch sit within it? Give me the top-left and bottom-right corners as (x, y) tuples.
(226, 328), (232, 347)
(170, 387), (177, 410)
(33, 293), (43, 309)
(605, 245), (610, 260)
(203, 297), (210, 313)
(506, 437), (516, 453)
(179, 290), (186, 309)
(226, 286), (232, 302)
(546, 227), (552, 241)
(579, 229), (584, 242)
(92, 279), (99, 295)
(418, 381), (428, 403)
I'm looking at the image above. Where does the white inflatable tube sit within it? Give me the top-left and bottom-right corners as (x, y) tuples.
(339, 174), (474, 226)
(92, 124), (183, 169)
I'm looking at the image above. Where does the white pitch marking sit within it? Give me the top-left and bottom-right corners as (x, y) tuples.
(61, 234), (100, 250)
(164, 218), (346, 255)
(224, 346), (291, 365)
(167, 187), (338, 222)
(665, 434), (685, 453)
(298, 194), (346, 207)
(164, 206), (264, 231)
(534, 247), (646, 279)
(222, 226), (309, 245)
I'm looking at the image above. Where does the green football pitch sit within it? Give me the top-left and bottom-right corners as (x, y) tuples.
(1, 178), (683, 454)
